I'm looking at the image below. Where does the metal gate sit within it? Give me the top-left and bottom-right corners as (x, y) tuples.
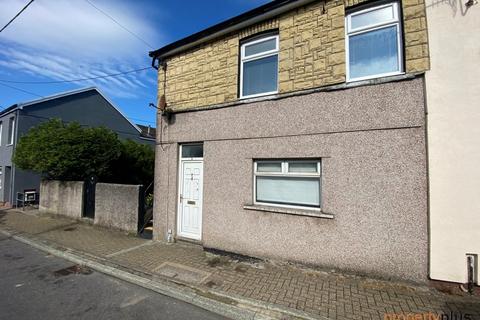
(83, 176), (97, 219)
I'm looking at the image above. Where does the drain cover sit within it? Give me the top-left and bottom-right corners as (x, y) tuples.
(53, 265), (92, 277)
(154, 262), (210, 284)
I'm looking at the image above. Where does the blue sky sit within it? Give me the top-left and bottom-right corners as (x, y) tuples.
(0, 0), (271, 127)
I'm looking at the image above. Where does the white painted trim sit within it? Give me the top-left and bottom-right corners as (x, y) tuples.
(345, 1), (404, 83)
(240, 35), (279, 100)
(7, 117), (15, 146)
(16, 87), (97, 108)
(253, 201), (322, 212)
(241, 35), (279, 60)
(346, 2), (399, 33)
(177, 144), (204, 241)
(0, 121), (3, 146)
(252, 160), (322, 210)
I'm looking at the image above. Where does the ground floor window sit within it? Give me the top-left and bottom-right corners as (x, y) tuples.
(254, 160), (321, 209)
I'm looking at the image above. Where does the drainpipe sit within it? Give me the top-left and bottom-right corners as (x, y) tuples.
(152, 58), (172, 242)
(461, 254), (478, 294)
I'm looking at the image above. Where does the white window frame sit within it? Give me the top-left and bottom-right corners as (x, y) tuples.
(7, 117), (14, 146)
(240, 35), (279, 99)
(345, 2), (404, 82)
(253, 160), (321, 211)
(179, 143), (204, 161)
(0, 121), (3, 146)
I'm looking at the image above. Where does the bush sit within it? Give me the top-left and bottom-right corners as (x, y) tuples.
(107, 139), (155, 186)
(13, 119), (154, 185)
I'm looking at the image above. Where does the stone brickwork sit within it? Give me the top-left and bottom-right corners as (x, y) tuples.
(158, 0), (430, 111)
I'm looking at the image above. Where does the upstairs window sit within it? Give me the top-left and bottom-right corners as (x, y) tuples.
(7, 117), (14, 145)
(0, 121), (2, 146)
(254, 160), (321, 210)
(240, 34), (279, 99)
(346, 2), (403, 81)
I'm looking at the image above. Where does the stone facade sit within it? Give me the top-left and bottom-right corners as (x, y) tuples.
(157, 0), (430, 111)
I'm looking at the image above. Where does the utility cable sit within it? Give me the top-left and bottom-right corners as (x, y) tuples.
(84, 0), (154, 49)
(0, 67), (150, 84)
(0, 0), (35, 33)
(0, 82), (43, 98)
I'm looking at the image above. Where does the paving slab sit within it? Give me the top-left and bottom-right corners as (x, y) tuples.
(39, 223), (146, 257)
(1, 209), (479, 320)
(0, 209), (75, 235)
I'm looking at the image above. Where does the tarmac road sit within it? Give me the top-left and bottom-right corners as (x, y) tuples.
(0, 234), (228, 320)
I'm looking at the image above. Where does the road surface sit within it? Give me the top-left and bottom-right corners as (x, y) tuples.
(0, 234), (228, 320)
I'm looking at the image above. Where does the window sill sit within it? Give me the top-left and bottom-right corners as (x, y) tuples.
(239, 90), (278, 100)
(170, 72), (420, 115)
(243, 204), (334, 219)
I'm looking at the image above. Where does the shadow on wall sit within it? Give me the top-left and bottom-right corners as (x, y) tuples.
(426, 0), (476, 16)
(0, 210), (6, 229)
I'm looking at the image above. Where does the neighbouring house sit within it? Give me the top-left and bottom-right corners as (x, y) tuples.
(137, 124), (156, 140)
(0, 87), (155, 206)
(425, 2), (479, 285)
(149, 0), (434, 282)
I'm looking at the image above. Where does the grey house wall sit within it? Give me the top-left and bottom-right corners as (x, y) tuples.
(153, 76), (429, 282)
(0, 90), (154, 204)
(0, 110), (18, 203)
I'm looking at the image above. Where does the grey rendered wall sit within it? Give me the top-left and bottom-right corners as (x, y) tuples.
(0, 111), (16, 202)
(39, 180), (84, 219)
(94, 183), (140, 233)
(153, 77), (428, 282)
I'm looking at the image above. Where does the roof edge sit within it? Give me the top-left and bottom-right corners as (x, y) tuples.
(0, 87), (98, 117)
(149, 0), (316, 60)
(0, 87), (143, 136)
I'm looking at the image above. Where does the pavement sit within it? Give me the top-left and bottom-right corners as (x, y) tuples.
(1, 209), (479, 320)
(0, 236), (228, 320)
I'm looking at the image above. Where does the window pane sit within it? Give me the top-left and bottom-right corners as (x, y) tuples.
(8, 118), (14, 144)
(257, 162), (282, 173)
(242, 55), (278, 96)
(244, 38), (277, 56)
(256, 176), (320, 207)
(351, 6), (395, 30)
(288, 162), (318, 173)
(349, 25), (399, 79)
(182, 144), (203, 158)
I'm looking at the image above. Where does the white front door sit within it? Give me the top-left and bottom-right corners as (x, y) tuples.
(178, 161), (203, 240)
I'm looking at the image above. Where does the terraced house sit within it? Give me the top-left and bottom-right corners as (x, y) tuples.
(149, 0), (478, 284)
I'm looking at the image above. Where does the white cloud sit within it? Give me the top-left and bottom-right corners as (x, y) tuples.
(0, 0), (163, 99)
